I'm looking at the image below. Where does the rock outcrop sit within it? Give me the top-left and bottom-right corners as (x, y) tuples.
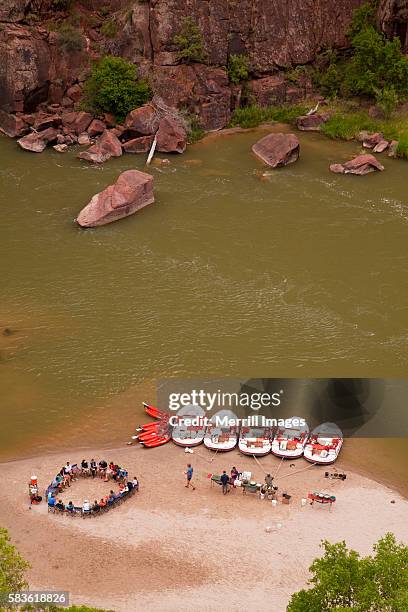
(252, 133), (300, 167)
(0, 110), (28, 137)
(156, 116), (187, 153)
(76, 169), (154, 227)
(125, 104), (161, 135)
(0, 1), (382, 135)
(330, 154), (385, 175)
(78, 130), (122, 163)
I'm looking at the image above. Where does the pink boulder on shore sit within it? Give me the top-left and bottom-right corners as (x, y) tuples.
(76, 169), (154, 228)
(296, 113), (330, 131)
(78, 130), (122, 163)
(17, 127), (59, 152)
(330, 154), (384, 175)
(156, 116), (187, 153)
(252, 132), (300, 167)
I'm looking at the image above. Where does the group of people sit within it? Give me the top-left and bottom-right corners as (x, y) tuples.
(46, 459), (139, 517)
(218, 468), (276, 495)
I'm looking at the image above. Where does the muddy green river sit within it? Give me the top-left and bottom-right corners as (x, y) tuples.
(1, 126), (407, 492)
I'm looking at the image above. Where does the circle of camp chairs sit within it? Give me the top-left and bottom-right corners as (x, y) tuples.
(46, 464), (137, 518)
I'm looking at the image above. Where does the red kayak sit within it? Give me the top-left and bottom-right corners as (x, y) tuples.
(141, 436), (170, 448)
(143, 402), (169, 420)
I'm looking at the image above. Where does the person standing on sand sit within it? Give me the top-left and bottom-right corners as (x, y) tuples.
(220, 470), (229, 494)
(185, 464), (195, 490)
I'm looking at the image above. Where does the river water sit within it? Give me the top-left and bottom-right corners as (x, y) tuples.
(1, 126), (407, 492)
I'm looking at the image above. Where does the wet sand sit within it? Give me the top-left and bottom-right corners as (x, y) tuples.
(0, 443), (406, 612)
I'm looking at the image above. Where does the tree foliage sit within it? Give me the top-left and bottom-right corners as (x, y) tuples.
(83, 56), (151, 122)
(227, 54), (250, 85)
(287, 533), (408, 612)
(173, 17), (206, 63)
(0, 527), (30, 595)
(313, 1), (408, 99)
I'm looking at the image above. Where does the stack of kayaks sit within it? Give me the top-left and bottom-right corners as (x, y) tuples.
(137, 403), (171, 448)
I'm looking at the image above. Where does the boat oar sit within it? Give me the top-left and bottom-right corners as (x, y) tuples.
(278, 462), (317, 480)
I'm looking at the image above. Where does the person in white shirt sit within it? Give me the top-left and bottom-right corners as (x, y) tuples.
(82, 499), (91, 512)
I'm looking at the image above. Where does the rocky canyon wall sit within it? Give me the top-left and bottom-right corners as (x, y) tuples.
(0, 0), (404, 129)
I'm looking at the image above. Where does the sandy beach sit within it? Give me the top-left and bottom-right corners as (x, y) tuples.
(0, 442), (406, 612)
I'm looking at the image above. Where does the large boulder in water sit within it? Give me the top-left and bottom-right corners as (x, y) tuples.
(78, 130), (122, 164)
(76, 169), (154, 227)
(156, 116), (187, 153)
(330, 154), (384, 175)
(252, 133), (300, 167)
(17, 127), (59, 152)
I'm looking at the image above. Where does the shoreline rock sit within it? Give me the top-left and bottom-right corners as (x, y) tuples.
(330, 154), (385, 175)
(252, 133), (300, 168)
(76, 169), (154, 227)
(78, 130), (122, 164)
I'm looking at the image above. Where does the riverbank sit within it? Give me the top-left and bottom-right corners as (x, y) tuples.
(228, 101), (408, 159)
(0, 444), (406, 611)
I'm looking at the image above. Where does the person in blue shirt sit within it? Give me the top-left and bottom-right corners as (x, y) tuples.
(48, 495), (56, 508)
(185, 464), (195, 490)
(220, 470), (230, 494)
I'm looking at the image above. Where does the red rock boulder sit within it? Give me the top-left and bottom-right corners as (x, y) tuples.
(252, 133), (300, 168)
(329, 154), (385, 175)
(78, 130), (122, 164)
(0, 110), (28, 137)
(76, 169), (154, 227)
(296, 113), (330, 131)
(156, 117), (187, 153)
(87, 119), (106, 137)
(62, 111), (93, 136)
(125, 104), (160, 135)
(17, 127), (59, 152)
(122, 135), (154, 153)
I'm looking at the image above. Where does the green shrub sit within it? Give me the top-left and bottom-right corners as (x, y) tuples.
(345, 25), (408, 96)
(374, 85), (399, 119)
(57, 24), (83, 53)
(0, 527), (29, 593)
(396, 133), (408, 159)
(83, 55), (151, 122)
(173, 17), (206, 63)
(287, 533), (408, 611)
(347, 0), (378, 39)
(100, 20), (117, 38)
(314, 2), (408, 100)
(227, 54), (249, 85)
(187, 115), (205, 143)
(229, 104), (308, 129)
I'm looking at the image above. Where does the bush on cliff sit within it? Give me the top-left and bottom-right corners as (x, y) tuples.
(227, 54), (250, 85)
(173, 17), (206, 63)
(57, 24), (84, 53)
(287, 533), (408, 611)
(83, 56), (151, 122)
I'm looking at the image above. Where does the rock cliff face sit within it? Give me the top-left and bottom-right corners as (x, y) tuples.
(0, 0), (399, 130)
